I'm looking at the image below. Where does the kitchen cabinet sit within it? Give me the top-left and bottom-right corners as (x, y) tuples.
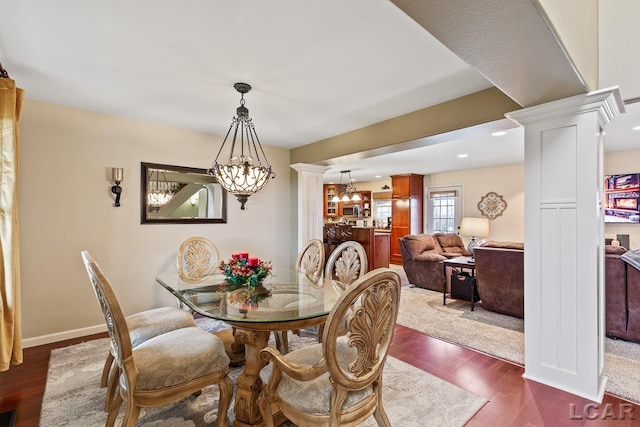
(390, 174), (424, 264)
(360, 192), (372, 217)
(323, 184), (339, 217)
(323, 186), (371, 218)
(343, 191), (372, 217)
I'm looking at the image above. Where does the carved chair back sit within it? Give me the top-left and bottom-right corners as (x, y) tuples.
(177, 236), (220, 283)
(81, 251), (136, 395)
(295, 238), (325, 276)
(259, 268), (401, 426)
(324, 240), (368, 286)
(322, 269), (400, 389)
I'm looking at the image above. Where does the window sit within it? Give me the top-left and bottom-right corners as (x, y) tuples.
(427, 186), (462, 234)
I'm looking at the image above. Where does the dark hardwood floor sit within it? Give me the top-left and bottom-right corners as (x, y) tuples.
(1, 327), (638, 426)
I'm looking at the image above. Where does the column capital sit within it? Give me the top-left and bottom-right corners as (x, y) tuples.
(506, 87), (625, 128)
(290, 163), (331, 175)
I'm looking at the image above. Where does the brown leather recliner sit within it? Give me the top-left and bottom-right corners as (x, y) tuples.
(605, 245), (628, 339)
(398, 234), (446, 291)
(626, 266), (640, 342)
(434, 233), (471, 258)
(606, 245), (640, 343)
(473, 240), (525, 319)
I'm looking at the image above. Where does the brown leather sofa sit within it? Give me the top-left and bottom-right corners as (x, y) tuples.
(606, 245), (628, 338)
(398, 233), (469, 291)
(606, 245), (640, 343)
(473, 242), (640, 339)
(627, 266), (640, 342)
(473, 240), (525, 319)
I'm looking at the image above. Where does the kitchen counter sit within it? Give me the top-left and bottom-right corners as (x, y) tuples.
(323, 225), (390, 270)
(347, 226), (391, 233)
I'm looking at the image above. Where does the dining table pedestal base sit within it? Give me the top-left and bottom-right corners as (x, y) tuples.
(229, 317), (326, 427)
(232, 328), (269, 427)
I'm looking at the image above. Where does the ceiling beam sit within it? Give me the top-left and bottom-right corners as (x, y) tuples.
(290, 87), (519, 165)
(391, 0), (593, 107)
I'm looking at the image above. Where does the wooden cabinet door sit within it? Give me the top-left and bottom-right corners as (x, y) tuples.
(390, 198), (410, 263)
(373, 234), (390, 269)
(391, 175), (410, 198)
(390, 227), (407, 264)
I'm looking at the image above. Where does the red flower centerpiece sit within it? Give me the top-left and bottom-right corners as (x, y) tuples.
(220, 254), (273, 310)
(219, 253), (273, 291)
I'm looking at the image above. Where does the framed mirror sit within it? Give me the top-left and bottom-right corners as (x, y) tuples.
(141, 162), (227, 224)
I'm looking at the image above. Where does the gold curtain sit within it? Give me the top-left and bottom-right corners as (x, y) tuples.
(0, 77), (24, 371)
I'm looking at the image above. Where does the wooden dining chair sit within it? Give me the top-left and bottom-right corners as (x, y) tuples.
(258, 268), (401, 427)
(81, 251), (233, 427)
(275, 239), (325, 353)
(176, 236), (246, 366)
(97, 240), (200, 411)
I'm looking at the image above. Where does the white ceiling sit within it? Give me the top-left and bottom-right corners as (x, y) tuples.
(1, 0), (640, 185)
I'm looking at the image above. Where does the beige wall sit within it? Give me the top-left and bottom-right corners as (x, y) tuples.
(352, 178), (392, 194)
(19, 100), (292, 344)
(604, 149), (640, 249)
(426, 163), (525, 243)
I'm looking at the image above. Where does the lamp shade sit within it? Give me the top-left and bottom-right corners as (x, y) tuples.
(459, 217), (490, 238)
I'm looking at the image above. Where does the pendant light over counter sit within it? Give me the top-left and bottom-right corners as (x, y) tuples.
(330, 170), (361, 203)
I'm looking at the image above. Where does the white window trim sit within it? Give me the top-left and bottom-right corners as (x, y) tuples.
(425, 185), (463, 234)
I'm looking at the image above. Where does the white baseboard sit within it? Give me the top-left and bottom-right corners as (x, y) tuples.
(22, 324), (107, 348)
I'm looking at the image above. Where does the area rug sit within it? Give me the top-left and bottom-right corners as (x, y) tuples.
(40, 336), (486, 426)
(397, 286), (640, 404)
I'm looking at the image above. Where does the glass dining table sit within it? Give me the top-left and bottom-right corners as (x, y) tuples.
(156, 267), (345, 427)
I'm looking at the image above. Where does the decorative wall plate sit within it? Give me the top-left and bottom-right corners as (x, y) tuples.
(478, 192), (507, 219)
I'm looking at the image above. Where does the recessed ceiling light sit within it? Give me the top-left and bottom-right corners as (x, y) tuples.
(457, 153), (468, 158)
(375, 175), (382, 178)
(491, 131), (506, 136)
(633, 126), (640, 131)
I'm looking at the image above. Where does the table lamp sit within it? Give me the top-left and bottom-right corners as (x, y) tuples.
(459, 217), (490, 261)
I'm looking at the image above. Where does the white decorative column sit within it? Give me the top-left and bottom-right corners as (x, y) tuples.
(506, 88), (624, 402)
(290, 163), (331, 251)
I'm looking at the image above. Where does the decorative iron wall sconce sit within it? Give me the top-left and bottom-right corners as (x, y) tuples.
(111, 167), (124, 207)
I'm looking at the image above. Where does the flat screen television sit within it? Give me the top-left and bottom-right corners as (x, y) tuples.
(604, 173), (640, 223)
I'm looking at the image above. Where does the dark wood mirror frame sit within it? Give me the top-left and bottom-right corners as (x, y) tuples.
(140, 162), (227, 224)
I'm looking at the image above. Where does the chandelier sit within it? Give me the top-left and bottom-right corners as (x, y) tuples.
(331, 170), (361, 202)
(209, 82), (275, 210)
(148, 169), (177, 212)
